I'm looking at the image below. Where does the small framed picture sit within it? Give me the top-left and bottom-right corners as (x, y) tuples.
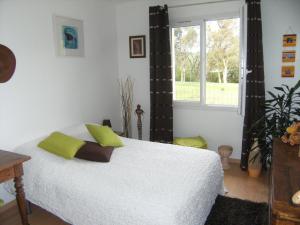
(283, 34), (297, 47)
(282, 50), (296, 63)
(129, 35), (146, 58)
(281, 66), (295, 78)
(53, 15), (84, 57)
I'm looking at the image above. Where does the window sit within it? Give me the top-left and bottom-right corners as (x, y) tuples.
(206, 18), (240, 106)
(172, 16), (242, 108)
(172, 26), (201, 101)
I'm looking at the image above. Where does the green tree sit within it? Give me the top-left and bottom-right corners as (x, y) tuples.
(174, 27), (200, 82)
(206, 19), (240, 83)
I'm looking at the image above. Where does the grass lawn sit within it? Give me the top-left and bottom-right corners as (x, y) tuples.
(175, 81), (239, 106)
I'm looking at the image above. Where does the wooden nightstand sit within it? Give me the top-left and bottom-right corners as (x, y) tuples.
(0, 150), (31, 225)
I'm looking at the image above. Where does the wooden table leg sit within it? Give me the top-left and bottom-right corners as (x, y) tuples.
(14, 175), (30, 225)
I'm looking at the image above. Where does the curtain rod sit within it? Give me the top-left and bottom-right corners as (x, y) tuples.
(168, 0), (241, 9)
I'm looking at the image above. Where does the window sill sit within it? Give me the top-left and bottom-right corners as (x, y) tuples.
(173, 101), (239, 112)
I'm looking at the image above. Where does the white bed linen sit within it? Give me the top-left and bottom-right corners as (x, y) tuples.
(7, 124), (223, 225)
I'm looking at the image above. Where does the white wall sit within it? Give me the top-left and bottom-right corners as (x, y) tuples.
(0, 0), (121, 202)
(116, 0), (244, 159)
(262, 0), (300, 92)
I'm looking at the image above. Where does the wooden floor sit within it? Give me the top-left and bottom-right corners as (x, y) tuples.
(224, 162), (269, 202)
(0, 162), (269, 225)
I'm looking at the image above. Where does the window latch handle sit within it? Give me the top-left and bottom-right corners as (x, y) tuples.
(245, 69), (252, 75)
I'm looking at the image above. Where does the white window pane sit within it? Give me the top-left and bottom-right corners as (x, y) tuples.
(205, 18), (240, 106)
(172, 26), (201, 101)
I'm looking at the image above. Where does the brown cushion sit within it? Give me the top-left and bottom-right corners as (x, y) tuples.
(75, 141), (114, 162)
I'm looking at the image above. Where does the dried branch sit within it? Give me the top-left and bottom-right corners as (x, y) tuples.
(119, 77), (134, 137)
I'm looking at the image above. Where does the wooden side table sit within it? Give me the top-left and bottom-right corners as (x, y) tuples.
(0, 150), (31, 225)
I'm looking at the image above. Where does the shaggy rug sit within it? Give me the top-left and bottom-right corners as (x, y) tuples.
(205, 195), (269, 225)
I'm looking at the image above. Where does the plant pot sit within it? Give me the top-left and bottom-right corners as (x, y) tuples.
(248, 138), (262, 178)
(248, 166), (262, 178)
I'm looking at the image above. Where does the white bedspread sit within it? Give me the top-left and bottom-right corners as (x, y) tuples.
(7, 124), (223, 225)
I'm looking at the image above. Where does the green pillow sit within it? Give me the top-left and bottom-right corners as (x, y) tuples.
(173, 136), (208, 149)
(38, 132), (85, 159)
(86, 124), (123, 147)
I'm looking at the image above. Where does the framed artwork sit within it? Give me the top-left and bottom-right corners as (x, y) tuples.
(53, 15), (84, 57)
(282, 50), (296, 63)
(281, 66), (295, 78)
(129, 35), (146, 58)
(283, 34), (297, 47)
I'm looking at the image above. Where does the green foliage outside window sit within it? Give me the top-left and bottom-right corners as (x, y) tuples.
(174, 19), (240, 84)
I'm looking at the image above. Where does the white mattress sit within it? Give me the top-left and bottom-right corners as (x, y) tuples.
(7, 124), (224, 225)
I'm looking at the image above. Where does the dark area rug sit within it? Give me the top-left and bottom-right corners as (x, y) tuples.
(205, 195), (269, 225)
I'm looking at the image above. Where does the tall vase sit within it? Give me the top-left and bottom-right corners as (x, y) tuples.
(119, 77), (133, 138)
(123, 115), (132, 138)
(122, 110), (132, 138)
(248, 138), (262, 178)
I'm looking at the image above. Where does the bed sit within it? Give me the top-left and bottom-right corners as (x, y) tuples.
(6, 124), (224, 225)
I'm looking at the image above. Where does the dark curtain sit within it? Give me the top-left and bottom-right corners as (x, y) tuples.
(241, 0), (265, 170)
(149, 5), (173, 143)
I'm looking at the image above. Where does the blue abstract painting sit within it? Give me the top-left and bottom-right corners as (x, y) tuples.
(63, 26), (78, 49)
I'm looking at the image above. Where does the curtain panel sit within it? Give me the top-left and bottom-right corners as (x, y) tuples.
(241, 0), (266, 170)
(149, 5), (173, 143)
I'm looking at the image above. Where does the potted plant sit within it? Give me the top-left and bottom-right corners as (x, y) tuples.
(249, 80), (300, 171)
(248, 137), (262, 177)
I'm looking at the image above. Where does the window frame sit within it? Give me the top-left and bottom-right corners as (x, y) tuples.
(171, 11), (245, 112)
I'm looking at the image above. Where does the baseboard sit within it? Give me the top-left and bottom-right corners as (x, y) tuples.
(229, 158), (241, 164)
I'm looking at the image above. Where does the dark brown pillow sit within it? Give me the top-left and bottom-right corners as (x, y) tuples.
(75, 141), (114, 162)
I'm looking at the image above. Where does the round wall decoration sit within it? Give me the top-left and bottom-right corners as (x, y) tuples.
(0, 44), (16, 83)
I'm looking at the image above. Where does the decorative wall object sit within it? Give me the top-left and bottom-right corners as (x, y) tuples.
(281, 31), (297, 78)
(283, 34), (297, 47)
(119, 77), (134, 138)
(135, 104), (144, 140)
(0, 44), (16, 83)
(129, 35), (146, 58)
(281, 65), (295, 77)
(282, 50), (296, 63)
(53, 15), (84, 57)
